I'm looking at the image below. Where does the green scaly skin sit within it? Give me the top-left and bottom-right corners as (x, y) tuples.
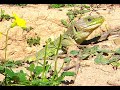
(24, 15), (104, 62)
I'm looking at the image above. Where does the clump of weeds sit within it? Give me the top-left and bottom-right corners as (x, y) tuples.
(0, 35), (75, 86)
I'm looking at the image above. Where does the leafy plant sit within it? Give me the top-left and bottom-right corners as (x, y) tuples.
(111, 61), (120, 69)
(23, 26), (33, 32)
(64, 57), (71, 63)
(74, 45), (120, 68)
(61, 4), (91, 28)
(2, 68), (29, 86)
(0, 35), (75, 86)
(65, 4), (75, 7)
(82, 4), (91, 8)
(1, 61), (22, 68)
(94, 54), (120, 65)
(94, 53), (110, 65)
(70, 50), (79, 57)
(0, 9), (13, 21)
(0, 12), (30, 62)
(15, 4), (27, 6)
(67, 9), (90, 22)
(49, 4), (75, 9)
(49, 4), (65, 8)
(78, 45), (99, 60)
(27, 36), (40, 47)
(61, 19), (68, 28)
(0, 60), (23, 74)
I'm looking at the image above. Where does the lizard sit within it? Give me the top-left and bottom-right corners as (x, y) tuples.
(24, 15), (104, 62)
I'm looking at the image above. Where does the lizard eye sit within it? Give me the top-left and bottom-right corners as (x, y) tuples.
(43, 45), (46, 47)
(88, 18), (92, 22)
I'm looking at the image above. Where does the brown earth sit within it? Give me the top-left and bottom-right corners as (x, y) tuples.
(0, 4), (120, 86)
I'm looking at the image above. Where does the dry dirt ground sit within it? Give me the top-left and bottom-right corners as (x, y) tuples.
(0, 4), (120, 86)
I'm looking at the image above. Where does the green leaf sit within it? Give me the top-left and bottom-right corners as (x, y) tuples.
(33, 78), (50, 86)
(51, 80), (61, 86)
(66, 4), (75, 7)
(55, 77), (64, 83)
(4, 14), (11, 20)
(111, 62), (120, 67)
(61, 71), (76, 76)
(64, 57), (71, 63)
(61, 19), (68, 27)
(11, 21), (17, 28)
(80, 53), (90, 60)
(15, 4), (27, 6)
(94, 54), (110, 65)
(0, 66), (4, 71)
(90, 45), (99, 54)
(28, 63), (35, 72)
(45, 64), (51, 74)
(27, 37), (40, 47)
(4, 61), (15, 68)
(115, 48), (120, 54)
(34, 66), (43, 76)
(83, 4), (90, 8)
(68, 15), (75, 21)
(1, 9), (5, 16)
(5, 68), (15, 78)
(82, 46), (98, 55)
(42, 78), (49, 83)
(50, 4), (65, 8)
(67, 11), (73, 15)
(31, 79), (41, 86)
(0, 66), (4, 73)
(109, 55), (120, 63)
(79, 46), (99, 60)
(17, 70), (27, 82)
(70, 50), (79, 56)
(97, 48), (112, 53)
(54, 75), (64, 83)
(14, 60), (22, 66)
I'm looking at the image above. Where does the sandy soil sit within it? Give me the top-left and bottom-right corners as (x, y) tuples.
(0, 4), (120, 86)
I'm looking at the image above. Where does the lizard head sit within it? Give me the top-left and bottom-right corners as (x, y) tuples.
(72, 15), (104, 44)
(74, 15), (104, 32)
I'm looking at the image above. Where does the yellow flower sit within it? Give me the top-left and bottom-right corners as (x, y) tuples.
(11, 13), (27, 29)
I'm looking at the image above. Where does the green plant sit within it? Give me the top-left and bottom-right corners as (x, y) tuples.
(49, 4), (65, 8)
(61, 19), (69, 28)
(0, 60), (23, 74)
(0, 12), (29, 62)
(61, 5), (91, 27)
(67, 9), (90, 22)
(65, 4), (75, 7)
(23, 26), (33, 32)
(0, 35), (75, 86)
(0, 9), (13, 21)
(70, 50), (79, 57)
(27, 36), (40, 47)
(78, 45), (99, 60)
(77, 45), (120, 68)
(2, 68), (29, 86)
(15, 4), (27, 7)
(49, 4), (75, 9)
(1, 62), (75, 86)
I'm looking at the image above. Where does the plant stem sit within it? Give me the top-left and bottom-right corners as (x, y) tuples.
(57, 62), (65, 74)
(4, 28), (11, 61)
(54, 35), (62, 72)
(52, 34), (62, 80)
(42, 41), (48, 79)
(30, 71), (33, 80)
